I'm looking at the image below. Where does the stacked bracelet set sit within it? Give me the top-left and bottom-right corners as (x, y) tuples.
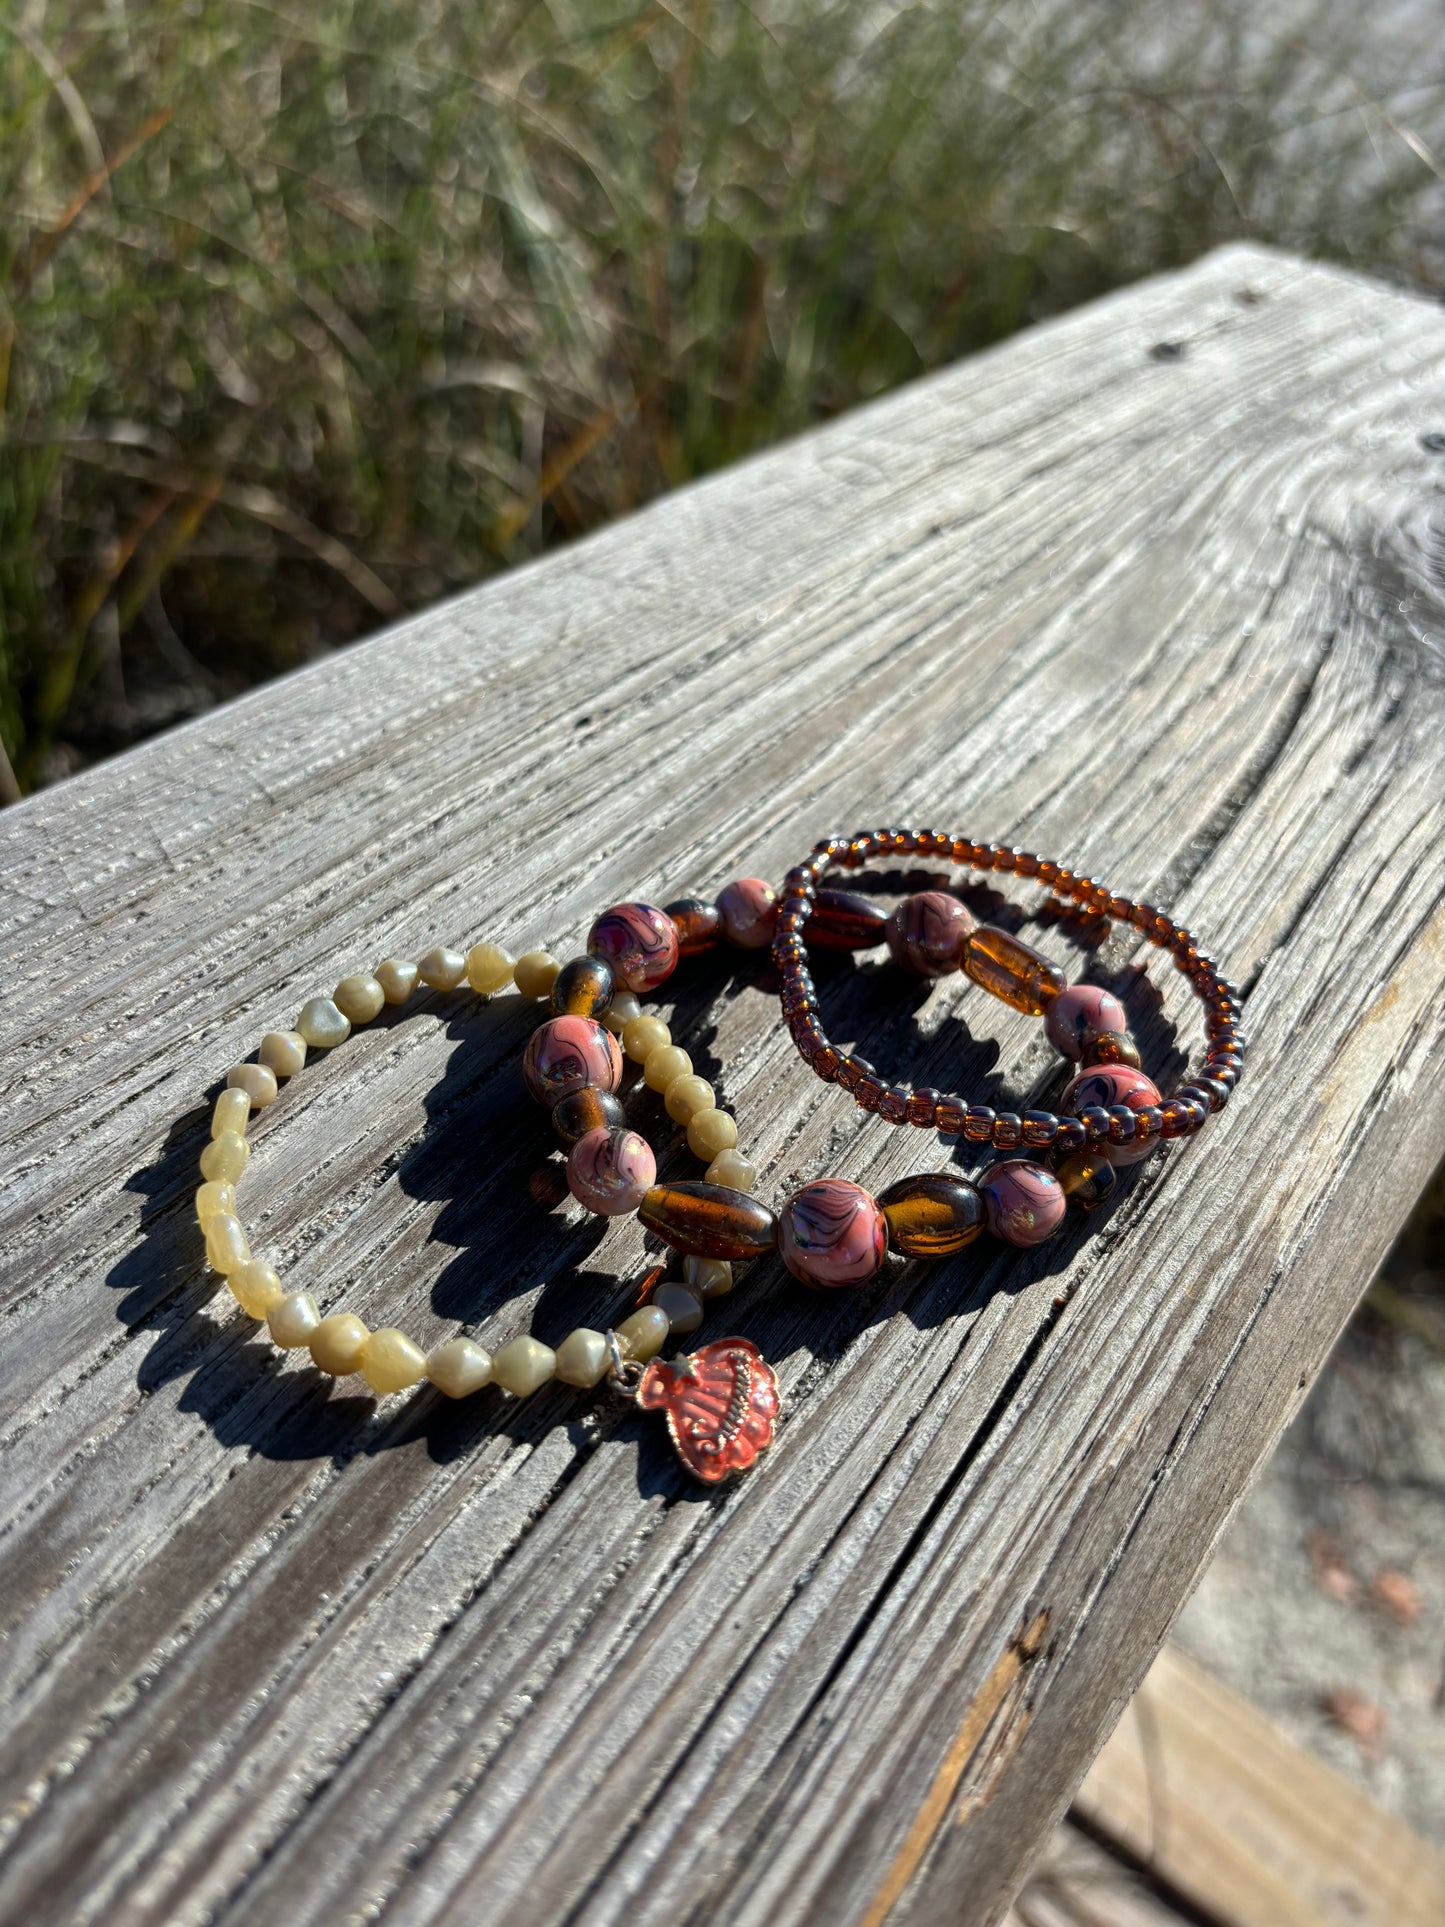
(191, 829), (1243, 1482)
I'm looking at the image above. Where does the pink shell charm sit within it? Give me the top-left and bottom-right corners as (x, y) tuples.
(587, 901), (679, 992)
(635, 1336), (781, 1483)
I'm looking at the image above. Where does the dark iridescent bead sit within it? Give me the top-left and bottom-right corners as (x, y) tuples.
(810, 888), (890, 951)
(550, 1084), (627, 1147)
(1055, 1146), (1118, 1211)
(1106, 1105), (1141, 1145)
(1188, 1074), (1230, 1112)
(1054, 1117), (1088, 1154)
(1158, 1099), (1194, 1138)
(1175, 1089), (1213, 1131)
(1079, 1105), (1112, 1143)
(550, 955), (615, 1020)
(878, 1171), (985, 1256)
(1022, 1109), (1059, 1148)
(1084, 1031), (1142, 1071)
(963, 1105), (996, 1143)
(1134, 1105), (1165, 1143)
(991, 1112), (1023, 1149)
(1208, 1063), (1240, 1093)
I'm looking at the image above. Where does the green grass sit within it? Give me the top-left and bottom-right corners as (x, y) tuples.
(2, 0), (1441, 796)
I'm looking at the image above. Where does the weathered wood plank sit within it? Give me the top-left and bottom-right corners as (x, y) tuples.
(1073, 1644), (1445, 1926)
(1, 243), (1443, 1927)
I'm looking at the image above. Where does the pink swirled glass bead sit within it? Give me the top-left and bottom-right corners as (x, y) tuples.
(1044, 984), (1129, 1059)
(522, 1015), (623, 1106)
(587, 901), (679, 992)
(885, 890), (975, 976)
(717, 877), (779, 949)
(567, 1126), (656, 1216)
(779, 1178), (886, 1287)
(979, 1159), (1066, 1246)
(1060, 1063), (1161, 1165)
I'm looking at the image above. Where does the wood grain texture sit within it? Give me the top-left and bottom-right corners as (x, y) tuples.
(1, 243), (1444, 1927)
(1073, 1645), (1445, 1926)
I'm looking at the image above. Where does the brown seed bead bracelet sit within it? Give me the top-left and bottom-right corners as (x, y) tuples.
(767, 827), (1245, 1181)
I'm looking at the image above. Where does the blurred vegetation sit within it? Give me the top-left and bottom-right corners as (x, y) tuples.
(1, 0), (1442, 798)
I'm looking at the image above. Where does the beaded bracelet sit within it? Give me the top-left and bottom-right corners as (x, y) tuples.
(189, 841), (1239, 1485)
(767, 830), (1245, 1177)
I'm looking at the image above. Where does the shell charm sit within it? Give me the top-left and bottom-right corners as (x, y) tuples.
(635, 1337), (780, 1483)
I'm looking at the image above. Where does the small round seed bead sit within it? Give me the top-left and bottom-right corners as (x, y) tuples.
(684, 1256), (734, 1297)
(334, 974), (386, 1024)
(664, 1073), (715, 1123)
(309, 1312), (370, 1376)
(259, 1030), (306, 1077)
(600, 991), (642, 1036)
(269, 1291), (322, 1348)
(297, 997), (351, 1049)
(212, 1087), (251, 1138)
(200, 1131), (249, 1184)
(623, 1014), (671, 1063)
(688, 1108), (738, 1160)
(375, 958), (420, 1004)
(615, 1305), (670, 1363)
(204, 1212), (251, 1274)
(466, 942), (515, 994)
(705, 1149), (756, 1192)
(653, 1282), (704, 1336)
(644, 1043), (692, 1092)
(513, 951), (562, 1000)
(491, 1335), (557, 1397)
(426, 1336), (494, 1398)
(227, 1063), (278, 1108)
(553, 1328), (611, 1389)
(361, 1326), (428, 1394)
(230, 1259), (284, 1319)
(195, 1180), (237, 1223)
(418, 946), (467, 991)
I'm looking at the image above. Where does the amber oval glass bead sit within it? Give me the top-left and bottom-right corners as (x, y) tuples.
(663, 897), (723, 957)
(877, 1173), (984, 1258)
(961, 924), (1066, 1014)
(549, 955), (615, 1020)
(637, 1181), (779, 1260)
(808, 888), (889, 951)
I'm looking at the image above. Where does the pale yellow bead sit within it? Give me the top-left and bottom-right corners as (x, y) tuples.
(200, 1130), (249, 1184)
(418, 946), (467, 991)
(333, 974), (385, 1024)
(230, 1259), (284, 1319)
(615, 1306), (669, 1363)
(513, 951), (561, 1000)
(664, 1073), (715, 1123)
(622, 1014), (670, 1063)
(297, 996), (350, 1049)
(466, 942), (515, 994)
(684, 1256), (734, 1298)
(375, 958), (419, 1004)
(259, 1030), (306, 1078)
(491, 1335), (557, 1397)
(212, 1086), (251, 1138)
(360, 1326), (428, 1394)
(553, 1328), (611, 1388)
(644, 1044), (692, 1093)
(653, 1282), (704, 1336)
(268, 1291), (322, 1348)
(688, 1109), (738, 1160)
(426, 1336), (493, 1398)
(309, 1312), (370, 1376)
(227, 1062), (278, 1108)
(705, 1149), (757, 1192)
(601, 991), (642, 1036)
(195, 1180), (236, 1224)
(204, 1211), (251, 1274)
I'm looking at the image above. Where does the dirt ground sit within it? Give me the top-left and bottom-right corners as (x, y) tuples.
(1172, 1163), (1445, 1846)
